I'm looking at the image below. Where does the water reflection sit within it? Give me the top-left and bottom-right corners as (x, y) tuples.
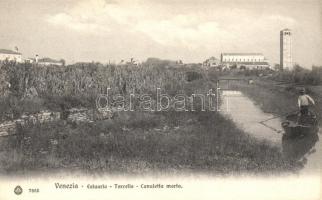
(220, 91), (283, 146)
(282, 131), (319, 163)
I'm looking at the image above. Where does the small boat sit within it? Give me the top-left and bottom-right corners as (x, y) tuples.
(281, 111), (319, 138)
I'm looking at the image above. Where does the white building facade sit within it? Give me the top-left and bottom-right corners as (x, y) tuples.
(0, 49), (22, 63)
(38, 58), (63, 66)
(280, 29), (292, 70)
(221, 53), (269, 69)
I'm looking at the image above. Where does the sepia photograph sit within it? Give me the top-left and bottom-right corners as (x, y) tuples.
(0, 0), (321, 199)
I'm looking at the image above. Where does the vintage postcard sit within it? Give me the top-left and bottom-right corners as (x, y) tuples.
(0, 0), (321, 199)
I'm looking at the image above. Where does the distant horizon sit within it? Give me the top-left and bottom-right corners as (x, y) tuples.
(1, 47), (321, 67)
(0, 0), (321, 68)
(2, 49), (322, 68)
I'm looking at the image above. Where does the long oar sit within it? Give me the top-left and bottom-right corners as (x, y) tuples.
(258, 110), (299, 134)
(259, 110), (299, 124)
(259, 121), (283, 133)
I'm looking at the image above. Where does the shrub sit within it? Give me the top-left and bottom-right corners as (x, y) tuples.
(185, 71), (203, 82)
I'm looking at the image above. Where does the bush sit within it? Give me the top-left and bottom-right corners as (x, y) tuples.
(271, 65), (322, 85)
(185, 71), (203, 82)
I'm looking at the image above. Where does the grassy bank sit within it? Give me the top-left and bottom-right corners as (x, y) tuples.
(0, 110), (297, 176)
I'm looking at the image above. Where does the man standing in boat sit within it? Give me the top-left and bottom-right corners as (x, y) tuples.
(298, 88), (315, 117)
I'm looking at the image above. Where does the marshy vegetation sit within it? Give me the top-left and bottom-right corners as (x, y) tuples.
(0, 60), (303, 175)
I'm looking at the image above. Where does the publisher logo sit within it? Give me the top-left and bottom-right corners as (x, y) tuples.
(14, 185), (23, 195)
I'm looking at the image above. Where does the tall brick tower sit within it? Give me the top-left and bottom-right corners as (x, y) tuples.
(280, 29), (292, 70)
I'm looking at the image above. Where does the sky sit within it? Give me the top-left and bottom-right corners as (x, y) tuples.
(0, 0), (321, 67)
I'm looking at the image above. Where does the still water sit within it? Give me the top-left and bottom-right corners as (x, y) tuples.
(220, 90), (321, 174)
(220, 91), (283, 146)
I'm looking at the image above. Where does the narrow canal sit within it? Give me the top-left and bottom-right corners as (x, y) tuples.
(220, 90), (321, 175)
(220, 91), (283, 146)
